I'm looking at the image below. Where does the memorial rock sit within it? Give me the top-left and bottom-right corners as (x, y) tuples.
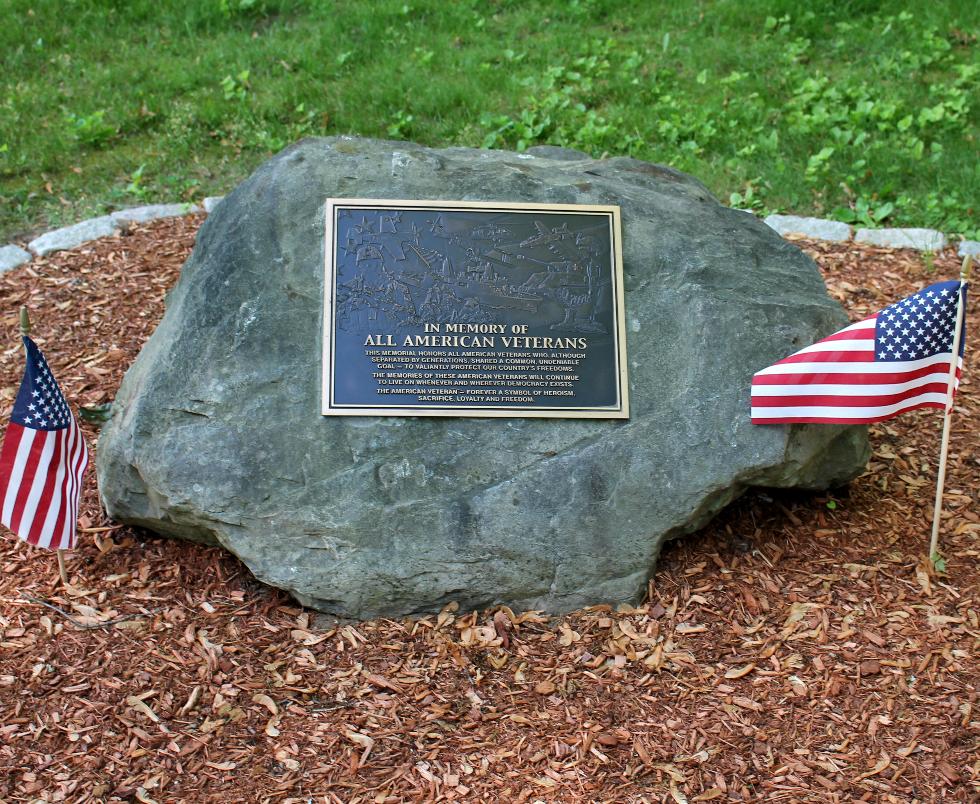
(97, 137), (869, 618)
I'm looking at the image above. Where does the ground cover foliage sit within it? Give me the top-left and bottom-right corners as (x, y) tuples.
(1, 0), (978, 242)
(0, 217), (977, 800)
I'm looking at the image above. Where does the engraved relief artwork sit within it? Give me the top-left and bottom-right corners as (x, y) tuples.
(333, 207), (613, 334)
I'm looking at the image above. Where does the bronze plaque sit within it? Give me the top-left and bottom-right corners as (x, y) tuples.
(322, 199), (628, 418)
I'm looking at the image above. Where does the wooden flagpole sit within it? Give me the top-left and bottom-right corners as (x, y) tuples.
(929, 255), (971, 565)
(18, 306), (70, 588)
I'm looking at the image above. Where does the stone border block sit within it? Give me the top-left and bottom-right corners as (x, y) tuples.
(0, 244), (32, 273)
(764, 214), (852, 242)
(957, 240), (979, 259)
(203, 196), (225, 213)
(854, 227), (947, 251)
(112, 203), (200, 225)
(28, 216), (119, 256)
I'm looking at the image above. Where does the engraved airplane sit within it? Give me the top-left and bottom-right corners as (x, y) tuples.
(519, 221), (572, 248)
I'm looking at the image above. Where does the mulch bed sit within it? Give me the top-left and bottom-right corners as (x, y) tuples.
(0, 216), (976, 803)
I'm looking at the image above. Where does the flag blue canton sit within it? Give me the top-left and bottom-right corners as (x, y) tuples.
(874, 280), (965, 362)
(11, 337), (72, 431)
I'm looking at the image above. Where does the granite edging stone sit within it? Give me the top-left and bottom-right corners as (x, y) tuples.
(28, 215), (119, 257)
(957, 240), (980, 258)
(0, 244), (32, 273)
(763, 214), (852, 243)
(854, 227), (947, 252)
(111, 203), (200, 225)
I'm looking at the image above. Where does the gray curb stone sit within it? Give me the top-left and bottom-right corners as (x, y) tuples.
(203, 196), (224, 213)
(854, 227), (947, 251)
(764, 214), (852, 242)
(958, 240), (979, 258)
(0, 244), (32, 273)
(112, 203), (200, 225)
(28, 215), (119, 256)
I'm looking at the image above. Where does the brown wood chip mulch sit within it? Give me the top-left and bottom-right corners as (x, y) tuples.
(0, 216), (976, 803)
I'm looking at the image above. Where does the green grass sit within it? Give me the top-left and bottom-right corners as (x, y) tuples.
(1, 0), (978, 242)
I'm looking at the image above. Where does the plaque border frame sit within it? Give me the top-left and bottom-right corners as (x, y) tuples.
(322, 198), (629, 419)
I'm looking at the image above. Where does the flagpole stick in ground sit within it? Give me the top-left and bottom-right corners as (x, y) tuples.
(18, 305), (70, 588)
(928, 255), (971, 566)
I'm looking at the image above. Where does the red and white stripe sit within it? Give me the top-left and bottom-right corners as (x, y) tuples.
(751, 317), (963, 424)
(0, 417), (88, 550)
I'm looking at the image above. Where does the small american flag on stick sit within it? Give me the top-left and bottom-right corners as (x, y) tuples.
(0, 336), (88, 550)
(751, 280), (966, 424)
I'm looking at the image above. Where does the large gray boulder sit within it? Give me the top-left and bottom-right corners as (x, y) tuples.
(97, 137), (868, 618)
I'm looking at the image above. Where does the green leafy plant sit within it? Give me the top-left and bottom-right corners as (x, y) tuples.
(412, 47), (434, 65)
(730, 178), (765, 211)
(79, 403), (112, 427)
(218, 0), (265, 18)
(763, 14), (791, 35)
(163, 172), (202, 201)
(832, 198), (895, 228)
(387, 110), (414, 139)
(220, 71), (250, 102)
(804, 146), (835, 183)
(124, 164), (151, 201)
(252, 129), (286, 152)
(65, 110), (116, 147)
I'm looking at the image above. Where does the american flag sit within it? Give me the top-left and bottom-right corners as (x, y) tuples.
(752, 280), (966, 424)
(0, 337), (88, 550)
